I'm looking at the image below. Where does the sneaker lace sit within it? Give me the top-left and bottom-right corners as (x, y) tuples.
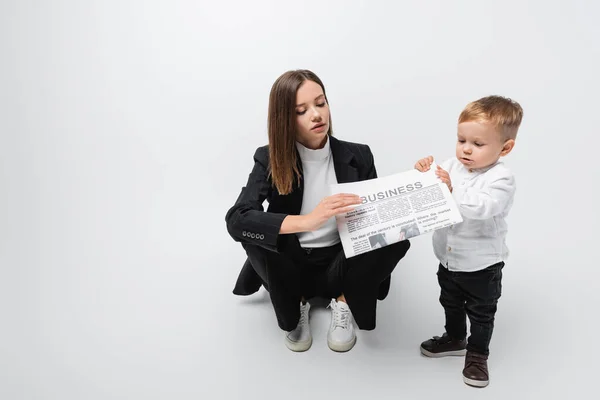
(298, 305), (308, 326)
(328, 302), (350, 329)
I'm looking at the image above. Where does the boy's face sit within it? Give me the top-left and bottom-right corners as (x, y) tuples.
(455, 121), (514, 170)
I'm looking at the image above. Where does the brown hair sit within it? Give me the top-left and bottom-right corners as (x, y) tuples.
(459, 95), (524, 140)
(268, 69), (333, 195)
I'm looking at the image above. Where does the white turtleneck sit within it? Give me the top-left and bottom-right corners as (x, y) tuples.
(295, 136), (340, 248)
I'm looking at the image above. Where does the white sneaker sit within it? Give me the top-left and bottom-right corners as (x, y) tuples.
(327, 299), (356, 352)
(284, 302), (312, 352)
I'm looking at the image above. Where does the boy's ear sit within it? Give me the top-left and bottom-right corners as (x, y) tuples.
(500, 139), (515, 157)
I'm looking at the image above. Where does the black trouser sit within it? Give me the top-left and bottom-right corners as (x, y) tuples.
(242, 238), (410, 332)
(437, 262), (503, 356)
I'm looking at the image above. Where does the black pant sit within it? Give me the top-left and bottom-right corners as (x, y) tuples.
(437, 262), (503, 355)
(243, 238), (410, 331)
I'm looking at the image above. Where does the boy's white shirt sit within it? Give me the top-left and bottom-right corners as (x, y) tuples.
(433, 158), (516, 272)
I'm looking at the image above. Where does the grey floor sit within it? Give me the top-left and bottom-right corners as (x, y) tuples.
(2, 229), (593, 400)
(213, 246), (592, 400)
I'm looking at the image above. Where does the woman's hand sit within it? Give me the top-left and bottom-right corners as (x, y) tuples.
(304, 193), (362, 231)
(280, 193), (362, 234)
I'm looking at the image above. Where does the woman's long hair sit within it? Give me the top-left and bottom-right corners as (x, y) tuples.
(268, 69), (333, 195)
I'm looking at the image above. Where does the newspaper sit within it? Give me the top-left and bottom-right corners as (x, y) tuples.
(329, 163), (463, 258)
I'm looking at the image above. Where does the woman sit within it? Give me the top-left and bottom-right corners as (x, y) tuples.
(225, 70), (410, 352)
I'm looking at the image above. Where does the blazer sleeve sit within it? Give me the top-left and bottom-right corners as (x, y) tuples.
(225, 148), (288, 252)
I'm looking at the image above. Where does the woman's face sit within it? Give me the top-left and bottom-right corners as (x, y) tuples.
(295, 80), (330, 149)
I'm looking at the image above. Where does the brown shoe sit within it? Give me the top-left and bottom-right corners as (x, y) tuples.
(463, 351), (489, 388)
(420, 333), (466, 357)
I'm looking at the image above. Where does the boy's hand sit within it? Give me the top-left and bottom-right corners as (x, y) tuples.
(436, 165), (452, 192)
(415, 156), (434, 172)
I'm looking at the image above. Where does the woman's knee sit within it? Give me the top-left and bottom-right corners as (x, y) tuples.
(347, 240), (409, 279)
(388, 239), (411, 260)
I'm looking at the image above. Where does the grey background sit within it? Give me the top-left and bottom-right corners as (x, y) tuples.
(1, 0), (598, 399)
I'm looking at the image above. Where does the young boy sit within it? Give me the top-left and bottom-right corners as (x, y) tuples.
(414, 95), (523, 388)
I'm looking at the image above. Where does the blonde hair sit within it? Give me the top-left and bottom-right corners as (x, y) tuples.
(459, 95), (523, 140)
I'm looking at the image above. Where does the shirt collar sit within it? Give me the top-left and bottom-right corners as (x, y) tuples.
(459, 159), (501, 174)
(296, 135), (331, 162)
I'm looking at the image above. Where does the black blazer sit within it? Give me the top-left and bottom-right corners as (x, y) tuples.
(225, 136), (380, 295)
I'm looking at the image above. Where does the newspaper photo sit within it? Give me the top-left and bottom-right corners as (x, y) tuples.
(329, 163), (463, 258)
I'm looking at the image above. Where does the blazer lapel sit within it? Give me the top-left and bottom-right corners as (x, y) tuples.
(285, 136), (357, 216)
(329, 136), (358, 183)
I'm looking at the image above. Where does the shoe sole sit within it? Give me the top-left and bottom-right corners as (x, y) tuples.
(420, 346), (466, 358)
(463, 376), (489, 388)
(327, 336), (357, 352)
(285, 337), (312, 352)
